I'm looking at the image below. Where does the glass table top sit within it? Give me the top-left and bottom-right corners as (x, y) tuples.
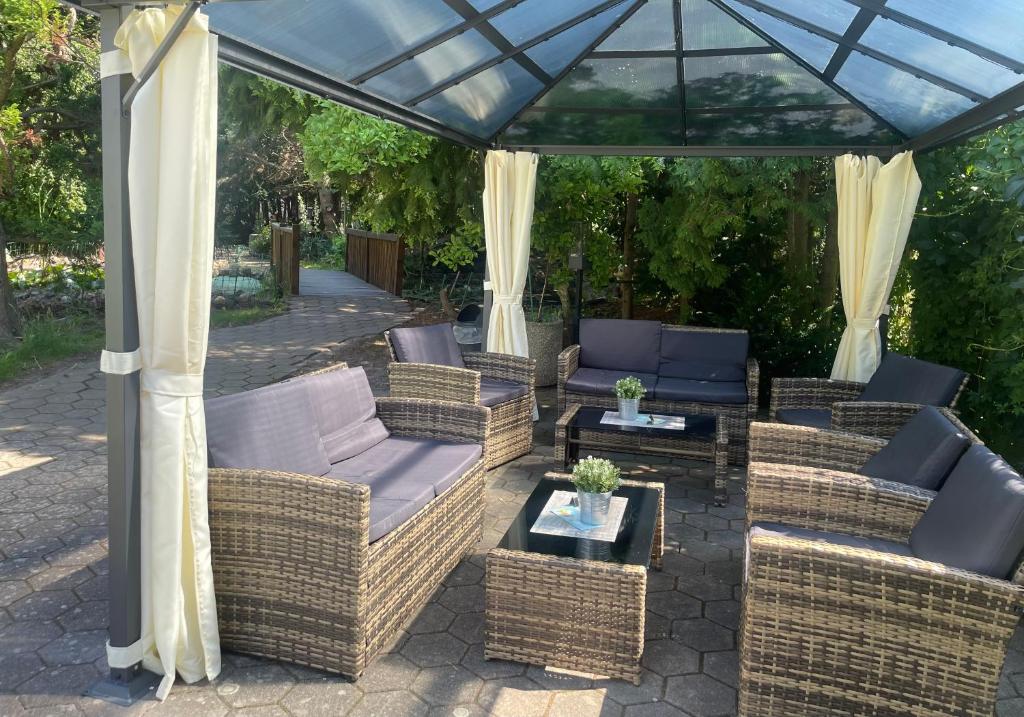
(570, 406), (717, 441)
(497, 477), (660, 568)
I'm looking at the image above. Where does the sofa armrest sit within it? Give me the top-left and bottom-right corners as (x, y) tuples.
(832, 401), (927, 440)
(769, 377), (865, 417)
(743, 530), (1024, 715)
(746, 461), (933, 543)
(464, 352), (535, 389)
(387, 362), (480, 404)
(376, 397), (489, 445)
(748, 421), (886, 472)
(558, 345), (580, 386)
(745, 357), (760, 413)
(208, 467), (370, 675)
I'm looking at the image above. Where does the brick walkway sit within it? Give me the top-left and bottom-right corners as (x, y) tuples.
(3, 271), (1024, 716)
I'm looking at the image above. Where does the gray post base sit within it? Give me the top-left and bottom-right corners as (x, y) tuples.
(85, 665), (161, 706)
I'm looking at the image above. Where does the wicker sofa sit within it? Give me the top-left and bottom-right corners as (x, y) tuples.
(557, 319), (758, 463)
(741, 409), (1024, 716)
(203, 363), (487, 679)
(385, 323), (535, 470)
(770, 351), (968, 439)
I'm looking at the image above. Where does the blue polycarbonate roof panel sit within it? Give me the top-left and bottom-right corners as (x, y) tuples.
(525, 5), (632, 76)
(205, 0), (1024, 150)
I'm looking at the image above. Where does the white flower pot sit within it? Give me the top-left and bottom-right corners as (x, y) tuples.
(578, 489), (613, 526)
(618, 397), (640, 421)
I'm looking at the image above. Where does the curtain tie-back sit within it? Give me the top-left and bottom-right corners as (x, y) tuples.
(492, 293), (523, 305)
(142, 368), (204, 397)
(850, 318), (878, 330)
(106, 638), (147, 669)
(101, 349), (142, 375)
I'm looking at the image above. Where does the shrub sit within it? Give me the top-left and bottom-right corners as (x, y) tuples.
(571, 456), (621, 494)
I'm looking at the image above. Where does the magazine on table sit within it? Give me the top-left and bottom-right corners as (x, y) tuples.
(529, 490), (627, 542)
(600, 411), (687, 430)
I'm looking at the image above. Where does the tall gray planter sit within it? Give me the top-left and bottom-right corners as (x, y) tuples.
(526, 319), (562, 387)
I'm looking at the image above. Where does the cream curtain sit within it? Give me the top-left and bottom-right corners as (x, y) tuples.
(110, 7), (221, 699)
(830, 151), (922, 382)
(483, 150), (537, 358)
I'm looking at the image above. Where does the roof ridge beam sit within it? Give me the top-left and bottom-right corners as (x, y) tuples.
(409, 0), (629, 107)
(821, 7), (875, 82)
(350, 0), (527, 85)
(844, 0), (1024, 74)
(706, 0), (906, 140)
(727, 0), (986, 102)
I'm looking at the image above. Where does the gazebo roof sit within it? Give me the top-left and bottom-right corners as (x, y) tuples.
(200, 0), (1024, 156)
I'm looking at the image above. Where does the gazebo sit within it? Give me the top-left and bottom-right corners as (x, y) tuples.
(77, 0), (1024, 705)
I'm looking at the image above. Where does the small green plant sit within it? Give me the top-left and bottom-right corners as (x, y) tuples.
(572, 456), (621, 494)
(615, 375), (646, 400)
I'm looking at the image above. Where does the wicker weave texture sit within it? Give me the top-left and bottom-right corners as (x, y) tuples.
(557, 328), (757, 465)
(740, 531), (1024, 717)
(748, 421), (886, 473)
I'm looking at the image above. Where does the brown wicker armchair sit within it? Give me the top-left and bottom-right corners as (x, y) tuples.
(385, 324), (535, 470)
(741, 460), (1024, 717)
(770, 352), (969, 440)
(208, 378), (488, 680)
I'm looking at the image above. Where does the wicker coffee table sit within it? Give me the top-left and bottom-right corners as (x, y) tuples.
(556, 403), (730, 504)
(485, 477), (663, 684)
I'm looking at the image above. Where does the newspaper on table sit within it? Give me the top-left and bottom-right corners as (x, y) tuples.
(600, 411), (687, 430)
(530, 490), (627, 543)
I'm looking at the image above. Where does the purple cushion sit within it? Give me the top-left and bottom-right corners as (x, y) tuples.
(776, 408), (832, 429)
(859, 407), (971, 490)
(205, 381), (330, 477)
(290, 366), (389, 463)
(751, 522), (912, 557)
(659, 329), (749, 382)
(479, 378), (529, 407)
(910, 445), (1024, 578)
(578, 319), (661, 374)
(857, 353), (966, 406)
(367, 498), (431, 543)
(389, 323), (465, 368)
(564, 368), (658, 397)
(328, 436), (482, 498)
(654, 377), (747, 405)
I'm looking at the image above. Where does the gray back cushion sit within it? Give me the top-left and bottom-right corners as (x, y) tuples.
(205, 381), (330, 476)
(579, 319), (661, 374)
(290, 366), (390, 463)
(859, 407), (971, 490)
(389, 323), (465, 368)
(910, 445), (1024, 579)
(857, 353), (966, 406)
(659, 329), (748, 381)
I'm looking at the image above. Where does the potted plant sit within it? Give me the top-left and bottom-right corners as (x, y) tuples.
(615, 376), (646, 421)
(571, 456), (621, 526)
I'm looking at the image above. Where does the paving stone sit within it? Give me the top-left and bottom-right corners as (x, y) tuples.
(705, 600), (740, 631)
(664, 674), (736, 717)
(411, 665), (483, 705)
(401, 633), (468, 668)
(16, 664), (101, 709)
(349, 691), (428, 717)
(548, 689), (621, 717)
(38, 629), (106, 666)
(476, 676), (552, 717)
(216, 664), (295, 709)
(437, 585), (484, 614)
(407, 603), (457, 635)
(602, 669), (664, 707)
(647, 590), (702, 620)
(448, 612), (484, 645)
(357, 654), (420, 693)
(671, 618), (735, 652)
(460, 644), (525, 680)
(675, 576), (734, 603)
(623, 704), (689, 717)
(703, 651), (739, 688)
(641, 639), (700, 677)
(58, 601), (108, 632)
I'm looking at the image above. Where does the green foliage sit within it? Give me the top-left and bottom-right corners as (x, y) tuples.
(908, 120), (1024, 466)
(0, 310), (103, 382)
(571, 456), (621, 494)
(9, 262), (102, 290)
(614, 375), (646, 400)
(209, 303), (284, 330)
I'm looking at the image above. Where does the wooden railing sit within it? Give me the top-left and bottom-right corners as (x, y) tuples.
(271, 222), (300, 295)
(346, 229), (404, 296)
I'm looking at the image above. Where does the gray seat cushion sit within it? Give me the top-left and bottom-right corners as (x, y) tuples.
(750, 522), (913, 557)
(578, 319), (661, 374)
(367, 497), (431, 543)
(479, 378), (529, 407)
(909, 444), (1024, 579)
(654, 377), (746, 405)
(659, 328), (748, 382)
(564, 368), (658, 397)
(289, 365), (389, 463)
(329, 436), (483, 498)
(205, 381), (331, 477)
(775, 408), (832, 429)
(389, 323), (465, 368)
(857, 353), (966, 406)
(859, 406), (971, 490)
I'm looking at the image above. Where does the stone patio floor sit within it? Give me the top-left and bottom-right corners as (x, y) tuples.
(2, 271), (1024, 716)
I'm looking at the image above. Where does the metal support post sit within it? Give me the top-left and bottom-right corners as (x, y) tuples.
(86, 6), (160, 705)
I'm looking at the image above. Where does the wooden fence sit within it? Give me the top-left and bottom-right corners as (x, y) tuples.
(271, 222), (300, 295)
(345, 229), (404, 296)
